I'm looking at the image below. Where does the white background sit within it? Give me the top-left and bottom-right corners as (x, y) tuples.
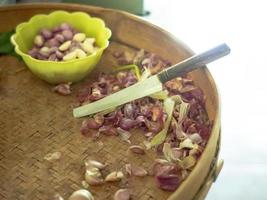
(144, 0), (267, 199)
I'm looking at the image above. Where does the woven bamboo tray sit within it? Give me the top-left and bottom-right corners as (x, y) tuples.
(0, 4), (223, 200)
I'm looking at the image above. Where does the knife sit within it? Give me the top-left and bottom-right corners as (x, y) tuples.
(73, 43), (230, 118)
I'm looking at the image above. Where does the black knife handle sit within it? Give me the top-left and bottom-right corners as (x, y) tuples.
(158, 43), (230, 83)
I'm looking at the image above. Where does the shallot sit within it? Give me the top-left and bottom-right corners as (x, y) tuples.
(28, 23), (98, 61)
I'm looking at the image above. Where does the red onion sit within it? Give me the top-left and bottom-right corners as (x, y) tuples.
(62, 30), (73, 40)
(119, 118), (136, 131)
(155, 174), (180, 191)
(60, 23), (72, 30)
(55, 34), (65, 43)
(98, 126), (118, 136)
(82, 118), (103, 130)
(153, 162), (179, 176)
(40, 28), (53, 39)
(75, 49), (212, 193)
(52, 83), (71, 95)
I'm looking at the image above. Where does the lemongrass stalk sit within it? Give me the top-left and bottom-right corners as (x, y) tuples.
(149, 98), (175, 147)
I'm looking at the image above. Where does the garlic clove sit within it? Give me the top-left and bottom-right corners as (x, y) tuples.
(81, 42), (94, 54)
(63, 51), (77, 61)
(105, 171), (124, 182)
(84, 38), (95, 44)
(85, 159), (106, 170)
(85, 170), (104, 186)
(85, 167), (101, 177)
(40, 46), (50, 54)
(92, 47), (99, 53)
(125, 163), (147, 177)
(76, 49), (87, 59)
(59, 40), (72, 51)
(114, 189), (130, 200)
(69, 189), (94, 200)
(81, 180), (89, 189)
(73, 33), (86, 42)
(54, 194), (64, 200)
(131, 166), (147, 177)
(34, 35), (44, 47)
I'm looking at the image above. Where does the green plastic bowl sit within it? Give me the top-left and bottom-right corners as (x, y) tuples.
(11, 11), (111, 84)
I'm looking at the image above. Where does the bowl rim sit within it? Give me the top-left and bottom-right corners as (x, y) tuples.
(11, 10), (112, 64)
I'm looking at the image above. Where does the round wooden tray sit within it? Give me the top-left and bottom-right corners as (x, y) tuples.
(0, 4), (222, 200)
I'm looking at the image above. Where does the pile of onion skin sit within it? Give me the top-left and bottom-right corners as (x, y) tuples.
(73, 49), (212, 196)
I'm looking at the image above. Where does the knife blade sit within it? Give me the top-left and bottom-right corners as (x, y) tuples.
(73, 43), (230, 118)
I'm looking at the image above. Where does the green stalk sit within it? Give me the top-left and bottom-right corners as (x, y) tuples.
(112, 64), (141, 80)
(149, 97), (175, 147)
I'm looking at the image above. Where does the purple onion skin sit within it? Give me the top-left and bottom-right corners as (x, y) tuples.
(83, 118), (102, 130)
(153, 163), (179, 176)
(119, 118), (136, 131)
(145, 120), (162, 133)
(80, 122), (90, 136)
(135, 116), (146, 124)
(155, 174), (180, 191)
(99, 126), (118, 136)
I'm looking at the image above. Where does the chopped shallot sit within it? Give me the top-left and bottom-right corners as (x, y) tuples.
(153, 161), (180, 191)
(155, 174), (180, 191)
(74, 48), (212, 192)
(52, 82), (71, 95)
